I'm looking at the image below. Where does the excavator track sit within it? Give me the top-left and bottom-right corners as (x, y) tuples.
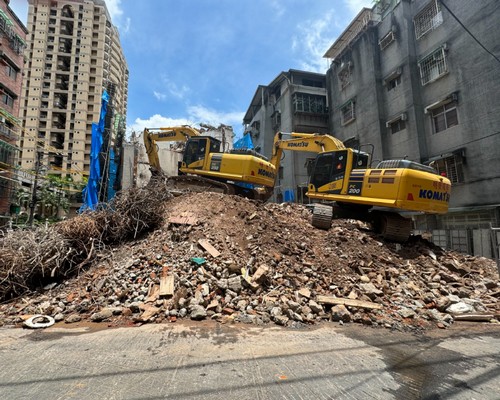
(165, 175), (235, 196)
(377, 212), (413, 242)
(311, 204), (333, 230)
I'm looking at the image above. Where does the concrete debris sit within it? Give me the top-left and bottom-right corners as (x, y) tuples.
(1, 192), (499, 332)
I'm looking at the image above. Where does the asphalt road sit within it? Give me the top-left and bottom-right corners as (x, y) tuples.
(0, 321), (498, 399)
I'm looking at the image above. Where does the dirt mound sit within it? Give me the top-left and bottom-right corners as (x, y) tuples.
(1, 191), (498, 331)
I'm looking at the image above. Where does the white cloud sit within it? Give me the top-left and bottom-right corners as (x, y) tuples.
(187, 105), (244, 129)
(127, 106), (245, 140)
(159, 75), (190, 100)
(269, 0), (286, 18)
(128, 114), (194, 137)
(344, 0), (374, 15)
(104, 0), (123, 20)
(153, 91), (167, 101)
(104, 0), (130, 35)
(122, 17), (131, 34)
(292, 12), (337, 73)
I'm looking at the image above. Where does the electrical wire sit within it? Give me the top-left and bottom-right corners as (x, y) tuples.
(439, 0), (500, 66)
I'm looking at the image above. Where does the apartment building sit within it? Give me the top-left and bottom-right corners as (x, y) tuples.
(0, 0), (27, 225)
(243, 69), (329, 202)
(323, 0), (500, 255)
(18, 0), (128, 212)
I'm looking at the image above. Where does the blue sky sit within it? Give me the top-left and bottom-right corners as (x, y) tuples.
(10, 0), (373, 139)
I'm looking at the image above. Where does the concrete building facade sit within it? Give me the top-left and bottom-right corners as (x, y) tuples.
(243, 70), (329, 202)
(323, 0), (500, 255)
(18, 0), (128, 212)
(0, 0), (27, 225)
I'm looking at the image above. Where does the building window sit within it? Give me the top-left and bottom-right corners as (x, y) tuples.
(387, 75), (401, 91)
(271, 111), (281, 129)
(2, 93), (14, 108)
(431, 100), (458, 133)
(388, 118), (406, 134)
(379, 30), (395, 50)
(418, 47), (448, 85)
(301, 79), (323, 88)
(435, 155), (464, 184)
(293, 93), (327, 114)
(341, 101), (355, 125)
(414, 0), (443, 40)
(337, 62), (352, 90)
(6, 64), (17, 80)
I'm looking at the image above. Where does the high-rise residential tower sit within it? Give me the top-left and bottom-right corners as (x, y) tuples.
(19, 0), (128, 210)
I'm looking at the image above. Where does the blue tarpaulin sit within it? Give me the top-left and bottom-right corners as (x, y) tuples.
(233, 133), (254, 150)
(80, 90), (109, 211)
(284, 189), (295, 202)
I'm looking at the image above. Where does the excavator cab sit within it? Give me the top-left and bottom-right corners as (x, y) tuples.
(183, 137), (222, 167)
(309, 149), (370, 192)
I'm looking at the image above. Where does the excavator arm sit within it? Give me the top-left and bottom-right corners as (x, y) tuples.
(269, 132), (346, 170)
(143, 126), (201, 174)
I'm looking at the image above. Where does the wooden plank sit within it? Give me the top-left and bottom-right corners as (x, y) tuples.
(198, 239), (221, 258)
(452, 314), (495, 322)
(316, 295), (383, 310)
(168, 215), (198, 225)
(159, 266), (174, 297)
(138, 304), (160, 322)
(159, 275), (174, 297)
(145, 284), (160, 303)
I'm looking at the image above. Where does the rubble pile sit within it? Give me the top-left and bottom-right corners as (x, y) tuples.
(0, 178), (172, 300)
(1, 192), (499, 331)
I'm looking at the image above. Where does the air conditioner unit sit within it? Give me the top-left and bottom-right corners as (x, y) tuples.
(0, 117), (5, 123)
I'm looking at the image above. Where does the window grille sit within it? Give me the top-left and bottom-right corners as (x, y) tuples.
(431, 100), (458, 133)
(414, 0), (443, 39)
(292, 93), (327, 114)
(435, 155), (464, 184)
(337, 63), (352, 90)
(379, 31), (395, 50)
(341, 101), (355, 125)
(418, 47), (447, 85)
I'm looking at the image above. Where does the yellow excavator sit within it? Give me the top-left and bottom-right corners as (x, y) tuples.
(144, 127), (451, 241)
(143, 126), (276, 199)
(269, 132), (451, 241)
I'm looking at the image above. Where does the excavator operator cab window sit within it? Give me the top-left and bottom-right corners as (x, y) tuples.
(184, 138), (206, 166)
(310, 153), (334, 188)
(209, 138), (221, 153)
(310, 150), (348, 189)
(184, 137), (222, 166)
(352, 151), (369, 169)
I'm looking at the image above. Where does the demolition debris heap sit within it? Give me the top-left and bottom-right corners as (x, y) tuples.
(0, 185), (498, 331)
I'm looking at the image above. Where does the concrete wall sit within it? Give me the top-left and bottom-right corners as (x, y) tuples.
(135, 133), (183, 188)
(120, 142), (135, 190)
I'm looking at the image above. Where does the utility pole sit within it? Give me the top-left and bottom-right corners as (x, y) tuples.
(28, 149), (42, 227)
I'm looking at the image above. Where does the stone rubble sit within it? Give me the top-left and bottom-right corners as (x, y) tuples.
(1, 192), (498, 331)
